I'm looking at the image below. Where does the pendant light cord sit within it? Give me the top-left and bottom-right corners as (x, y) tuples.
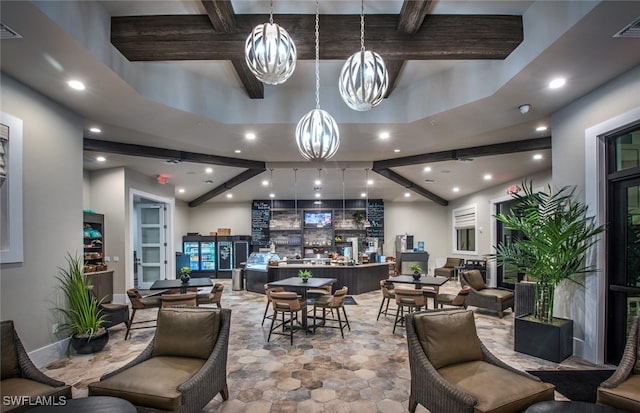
(269, 0), (274, 24)
(315, 0), (320, 110)
(342, 168), (346, 225)
(360, 0), (365, 52)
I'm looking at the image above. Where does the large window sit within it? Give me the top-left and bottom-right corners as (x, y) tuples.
(453, 205), (477, 254)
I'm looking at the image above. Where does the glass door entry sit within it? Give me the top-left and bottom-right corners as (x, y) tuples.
(135, 204), (167, 289)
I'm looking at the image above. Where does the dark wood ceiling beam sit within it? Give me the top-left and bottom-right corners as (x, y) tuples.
(189, 167), (266, 207)
(397, 0), (433, 33)
(200, 0), (264, 99)
(373, 137), (551, 169)
(373, 168), (448, 206)
(383, 60), (404, 98)
(84, 138), (265, 170)
(111, 14), (523, 61)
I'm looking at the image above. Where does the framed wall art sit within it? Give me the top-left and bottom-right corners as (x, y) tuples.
(0, 111), (23, 263)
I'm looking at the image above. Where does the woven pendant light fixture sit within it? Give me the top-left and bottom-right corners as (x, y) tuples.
(338, 0), (388, 111)
(245, 0), (297, 85)
(295, 0), (340, 161)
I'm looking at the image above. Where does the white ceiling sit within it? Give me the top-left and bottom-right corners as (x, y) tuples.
(1, 1), (639, 205)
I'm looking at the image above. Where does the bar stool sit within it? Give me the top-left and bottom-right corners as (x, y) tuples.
(393, 288), (426, 334)
(262, 284), (285, 325)
(267, 291), (307, 345)
(377, 280), (396, 320)
(312, 286), (350, 338)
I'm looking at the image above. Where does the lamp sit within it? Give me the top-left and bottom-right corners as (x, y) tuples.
(245, 0), (296, 85)
(295, 0), (340, 161)
(338, 0), (388, 111)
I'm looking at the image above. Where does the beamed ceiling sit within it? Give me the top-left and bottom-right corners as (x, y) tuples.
(1, 1), (638, 206)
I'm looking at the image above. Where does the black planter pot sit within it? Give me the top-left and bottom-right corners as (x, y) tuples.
(413, 272), (421, 280)
(514, 315), (573, 363)
(71, 329), (109, 354)
(180, 274), (191, 283)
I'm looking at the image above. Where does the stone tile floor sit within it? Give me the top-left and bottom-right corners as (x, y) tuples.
(43, 279), (611, 412)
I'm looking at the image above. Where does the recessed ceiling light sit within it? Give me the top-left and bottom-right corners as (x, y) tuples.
(178, 188), (185, 193)
(234, 149), (241, 153)
(262, 180), (269, 186)
(226, 193), (233, 198)
(533, 153), (543, 160)
(536, 125), (548, 132)
(67, 80), (85, 90)
(360, 192), (366, 197)
(424, 166), (432, 172)
(205, 167), (213, 174)
(379, 132), (390, 140)
(245, 132), (256, 140)
(269, 193), (275, 198)
(484, 174), (492, 180)
(453, 187), (460, 192)
(549, 78), (566, 89)
(96, 156), (106, 162)
(393, 149), (400, 153)
(89, 127), (101, 133)
(404, 192), (411, 197)
(367, 179), (373, 186)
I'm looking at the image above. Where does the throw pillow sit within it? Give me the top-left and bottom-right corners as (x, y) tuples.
(465, 270), (486, 291)
(152, 308), (220, 360)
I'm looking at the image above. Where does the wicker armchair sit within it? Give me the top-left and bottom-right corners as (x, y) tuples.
(1, 320), (72, 412)
(405, 309), (554, 413)
(89, 307), (230, 413)
(597, 316), (640, 411)
(460, 270), (514, 318)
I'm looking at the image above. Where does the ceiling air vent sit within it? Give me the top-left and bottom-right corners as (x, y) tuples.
(614, 16), (640, 38)
(0, 22), (22, 39)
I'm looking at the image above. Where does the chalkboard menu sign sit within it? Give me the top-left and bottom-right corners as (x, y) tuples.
(251, 200), (270, 246)
(218, 241), (233, 271)
(366, 200), (384, 244)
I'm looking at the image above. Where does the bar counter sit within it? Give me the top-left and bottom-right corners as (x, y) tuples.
(245, 262), (389, 295)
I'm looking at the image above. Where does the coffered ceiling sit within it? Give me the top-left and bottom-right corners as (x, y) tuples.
(1, 1), (639, 205)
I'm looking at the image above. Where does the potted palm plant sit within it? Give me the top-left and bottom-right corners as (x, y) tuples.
(56, 253), (108, 355)
(488, 180), (604, 362)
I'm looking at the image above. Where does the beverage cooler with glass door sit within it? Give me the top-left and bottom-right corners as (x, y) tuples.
(182, 235), (216, 277)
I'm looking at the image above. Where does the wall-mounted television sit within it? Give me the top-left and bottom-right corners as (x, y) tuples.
(304, 211), (332, 228)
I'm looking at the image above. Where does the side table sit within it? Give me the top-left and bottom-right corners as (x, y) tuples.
(525, 400), (626, 413)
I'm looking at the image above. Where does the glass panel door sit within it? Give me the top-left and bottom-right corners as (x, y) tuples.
(136, 204), (166, 289)
(496, 198), (525, 290)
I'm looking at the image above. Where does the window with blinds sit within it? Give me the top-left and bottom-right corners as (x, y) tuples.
(453, 205), (477, 253)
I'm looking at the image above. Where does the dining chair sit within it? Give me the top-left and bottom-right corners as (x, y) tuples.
(393, 287), (426, 334)
(125, 289), (162, 340)
(161, 292), (197, 308)
(312, 286), (350, 338)
(377, 280), (396, 320)
(196, 283), (224, 308)
(262, 284), (285, 326)
(267, 291), (306, 345)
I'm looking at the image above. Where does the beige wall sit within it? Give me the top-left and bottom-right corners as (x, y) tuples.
(0, 75), (83, 351)
(187, 202), (252, 237)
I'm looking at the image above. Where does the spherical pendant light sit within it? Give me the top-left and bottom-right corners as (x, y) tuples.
(338, 0), (388, 111)
(244, 4), (296, 85)
(295, 109), (340, 161)
(295, 0), (340, 161)
(339, 50), (388, 111)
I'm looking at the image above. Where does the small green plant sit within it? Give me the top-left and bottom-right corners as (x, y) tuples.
(180, 266), (191, 275)
(298, 269), (313, 280)
(410, 264), (423, 274)
(55, 253), (106, 339)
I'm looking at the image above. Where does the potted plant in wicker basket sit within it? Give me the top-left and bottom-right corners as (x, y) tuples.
(488, 180), (604, 362)
(56, 253), (108, 355)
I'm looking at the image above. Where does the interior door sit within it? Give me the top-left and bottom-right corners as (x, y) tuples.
(135, 203), (167, 289)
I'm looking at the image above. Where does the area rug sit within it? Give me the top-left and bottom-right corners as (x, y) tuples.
(526, 369), (615, 403)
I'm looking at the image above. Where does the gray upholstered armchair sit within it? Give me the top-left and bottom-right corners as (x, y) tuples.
(405, 309), (554, 413)
(434, 257), (464, 279)
(460, 270), (514, 318)
(597, 316), (640, 411)
(1, 320), (72, 412)
(89, 307), (230, 412)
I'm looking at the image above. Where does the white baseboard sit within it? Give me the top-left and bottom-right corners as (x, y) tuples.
(29, 337), (70, 369)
